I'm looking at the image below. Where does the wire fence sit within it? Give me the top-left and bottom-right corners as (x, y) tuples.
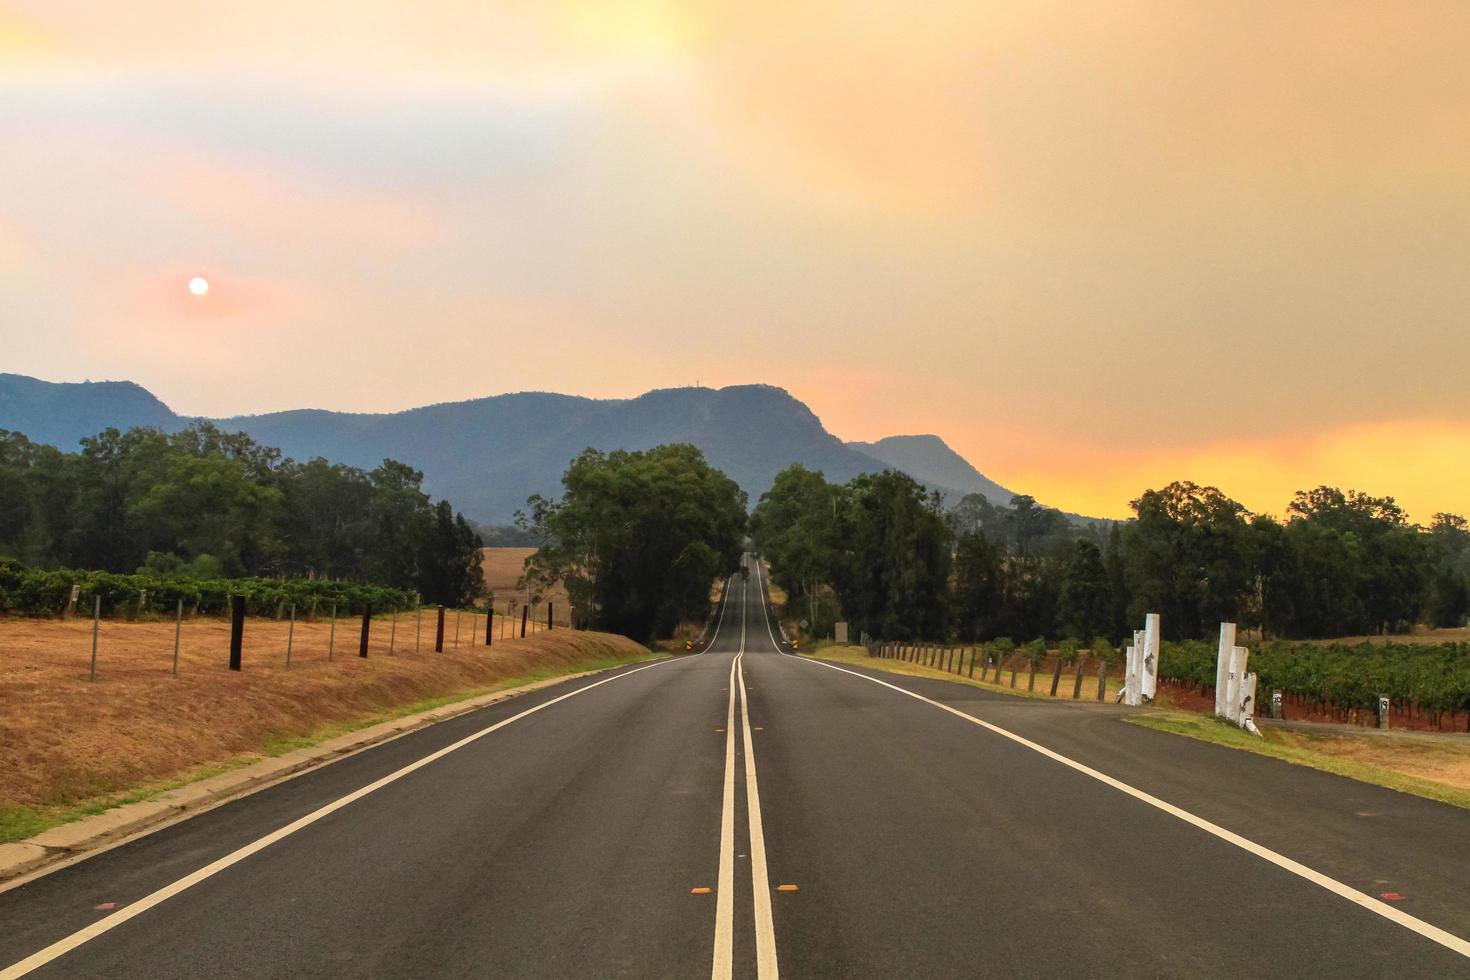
(1, 597), (579, 682)
(869, 642), (1123, 702)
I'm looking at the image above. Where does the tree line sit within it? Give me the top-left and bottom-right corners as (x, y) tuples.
(752, 465), (1470, 644)
(522, 444), (747, 642)
(0, 424), (485, 607)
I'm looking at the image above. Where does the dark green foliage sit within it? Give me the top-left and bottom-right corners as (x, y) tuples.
(753, 466), (950, 641)
(951, 530), (1003, 641)
(758, 467), (1468, 651)
(0, 423), (483, 606)
(1157, 639), (1470, 729)
(522, 445), (747, 642)
(1124, 481), (1254, 640)
(0, 559), (414, 617)
(1058, 540), (1111, 640)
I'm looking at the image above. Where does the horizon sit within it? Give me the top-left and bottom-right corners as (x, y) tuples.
(3, 4), (1467, 522)
(7, 368), (1462, 525)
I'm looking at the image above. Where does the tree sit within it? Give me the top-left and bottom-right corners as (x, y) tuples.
(951, 529), (1003, 641)
(523, 445), (747, 641)
(749, 464), (841, 626)
(418, 500), (485, 607)
(1124, 481), (1254, 639)
(830, 470), (952, 640)
(1058, 539), (1111, 640)
(1425, 513), (1469, 628)
(0, 422), (482, 601)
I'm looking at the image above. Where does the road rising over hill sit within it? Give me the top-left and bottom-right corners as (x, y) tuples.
(1, 559), (1468, 977)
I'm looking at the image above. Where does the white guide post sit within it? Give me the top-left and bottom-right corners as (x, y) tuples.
(1215, 622), (1236, 717)
(1141, 613), (1160, 702)
(1240, 671), (1259, 731)
(1224, 645), (1245, 723)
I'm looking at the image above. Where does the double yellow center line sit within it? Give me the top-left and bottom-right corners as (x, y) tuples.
(711, 575), (779, 980)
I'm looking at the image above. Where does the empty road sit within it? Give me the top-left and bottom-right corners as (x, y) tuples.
(2, 555), (1468, 977)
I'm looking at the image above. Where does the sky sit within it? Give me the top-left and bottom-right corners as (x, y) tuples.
(2, 2), (1468, 522)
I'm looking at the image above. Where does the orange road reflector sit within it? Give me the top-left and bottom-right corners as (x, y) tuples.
(752, 726), (764, 731)
(691, 887), (712, 895)
(777, 884), (799, 892)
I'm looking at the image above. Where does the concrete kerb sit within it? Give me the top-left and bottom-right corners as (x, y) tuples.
(0, 658), (657, 886)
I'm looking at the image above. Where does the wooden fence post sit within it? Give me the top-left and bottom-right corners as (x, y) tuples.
(435, 605), (446, 652)
(89, 594), (101, 681)
(485, 606), (493, 646)
(548, 602), (554, 630)
(1096, 660), (1107, 701)
(520, 605), (529, 638)
(229, 594), (245, 671)
(1049, 655), (1064, 696)
(172, 598), (184, 675)
(359, 604), (371, 658)
(1072, 654), (1086, 699)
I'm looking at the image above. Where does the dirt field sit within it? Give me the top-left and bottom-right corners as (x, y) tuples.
(0, 613), (649, 839)
(481, 547), (570, 618)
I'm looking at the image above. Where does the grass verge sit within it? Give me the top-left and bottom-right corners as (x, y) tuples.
(1129, 711), (1470, 811)
(800, 643), (1125, 702)
(801, 643), (1470, 812)
(1, 647), (663, 845)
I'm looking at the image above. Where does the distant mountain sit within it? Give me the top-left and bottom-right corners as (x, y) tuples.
(0, 373), (178, 448)
(849, 434), (1017, 505)
(0, 374), (1034, 523)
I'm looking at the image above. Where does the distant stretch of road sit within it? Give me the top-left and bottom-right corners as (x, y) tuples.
(2, 555), (1468, 977)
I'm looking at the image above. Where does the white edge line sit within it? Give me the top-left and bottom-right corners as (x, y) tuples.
(751, 553), (1470, 959)
(0, 655), (684, 980)
(787, 652), (1470, 960)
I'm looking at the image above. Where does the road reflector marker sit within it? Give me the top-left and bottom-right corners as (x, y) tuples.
(91, 903), (118, 911)
(1382, 893), (1405, 901)
(691, 887), (712, 895)
(777, 884), (798, 892)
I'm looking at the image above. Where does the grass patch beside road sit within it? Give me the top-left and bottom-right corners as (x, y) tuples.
(800, 643), (1126, 702)
(1129, 711), (1470, 811)
(802, 643), (1470, 811)
(1, 626), (659, 845)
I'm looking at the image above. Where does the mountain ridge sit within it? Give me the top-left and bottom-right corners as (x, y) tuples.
(0, 374), (1030, 522)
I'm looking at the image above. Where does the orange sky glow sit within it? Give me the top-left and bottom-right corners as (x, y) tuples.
(1, 2), (1467, 522)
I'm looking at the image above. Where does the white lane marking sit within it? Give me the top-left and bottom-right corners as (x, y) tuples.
(704, 574), (734, 652)
(712, 650), (739, 980)
(787, 653), (1470, 961)
(0, 656), (686, 980)
(751, 559), (786, 654)
(737, 652), (779, 979)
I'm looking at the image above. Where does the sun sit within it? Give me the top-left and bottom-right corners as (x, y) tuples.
(188, 276), (210, 297)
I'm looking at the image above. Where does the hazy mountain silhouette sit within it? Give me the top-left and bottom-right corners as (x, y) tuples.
(0, 374), (1026, 522)
(848, 434), (1016, 505)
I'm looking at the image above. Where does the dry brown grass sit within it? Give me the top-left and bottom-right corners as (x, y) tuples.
(480, 547), (536, 594)
(481, 548), (571, 629)
(0, 613), (649, 823)
(1288, 730), (1470, 791)
(808, 644), (1126, 702)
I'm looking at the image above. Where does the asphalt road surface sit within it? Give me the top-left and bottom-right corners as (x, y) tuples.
(2, 555), (1468, 978)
